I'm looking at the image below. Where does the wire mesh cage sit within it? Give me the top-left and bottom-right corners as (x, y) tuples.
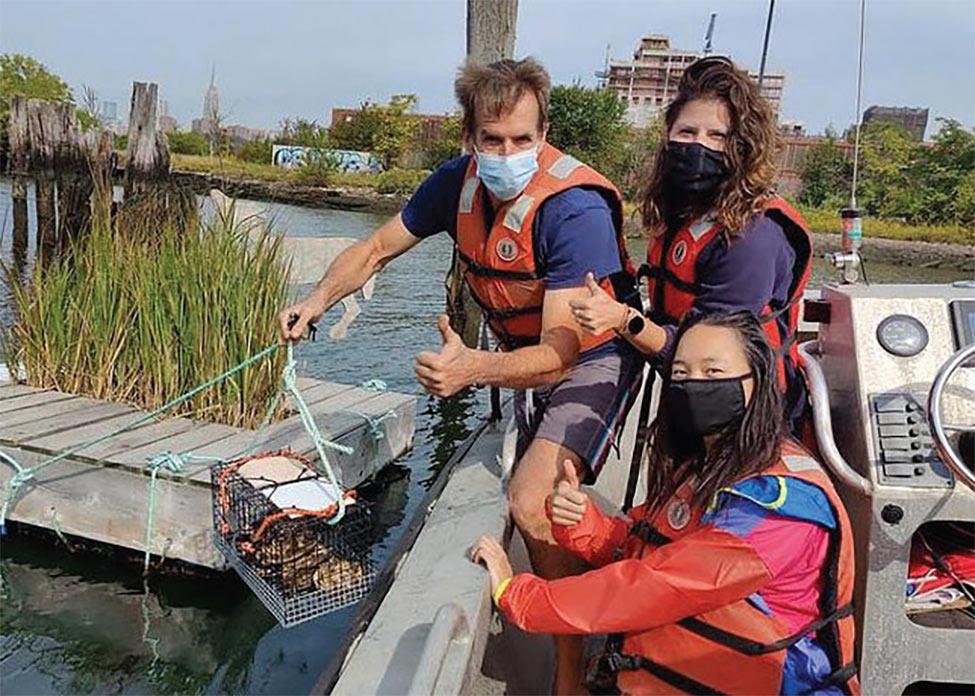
(212, 450), (376, 627)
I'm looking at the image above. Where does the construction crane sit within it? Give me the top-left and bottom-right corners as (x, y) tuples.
(702, 12), (717, 55)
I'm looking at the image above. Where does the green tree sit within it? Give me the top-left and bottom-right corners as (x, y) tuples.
(911, 119), (975, 225)
(421, 115), (462, 169)
(547, 84), (628, 175)
(798, 136), (853, 209)
(329, 94), (420, 167)
(236, 138), (273, 164)
(166, 130), (210, 156)
(279, 118), (331, 149)
(855, 121), (918, 219)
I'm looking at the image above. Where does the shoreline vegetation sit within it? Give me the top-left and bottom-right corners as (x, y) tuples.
(3, 191), (289, 428)
(168, 154), (975, 271)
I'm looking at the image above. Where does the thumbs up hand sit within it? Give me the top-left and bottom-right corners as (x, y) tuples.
(569, 272), (628, 336)
(415, 314), (478, 397)
(549, 459), (589, 526)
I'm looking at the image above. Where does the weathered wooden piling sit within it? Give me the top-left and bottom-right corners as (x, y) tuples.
(7, 98), (30, 266)
(7, 96), (102, 261)
(119, 81), (193, 231)
(124, 81), (170, 186)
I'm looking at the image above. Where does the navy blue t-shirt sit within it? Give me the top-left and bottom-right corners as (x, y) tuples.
(401, 155), (628, 357)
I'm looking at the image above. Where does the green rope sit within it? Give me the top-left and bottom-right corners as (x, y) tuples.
(361, 379), (388, 392)
(280, 343), (350, 524)
(0, 343), (282, 532)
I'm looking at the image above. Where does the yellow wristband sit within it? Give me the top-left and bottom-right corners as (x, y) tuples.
(492, 576), (513, 607)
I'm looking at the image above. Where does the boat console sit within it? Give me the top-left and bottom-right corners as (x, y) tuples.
(800, 281), (975, 695)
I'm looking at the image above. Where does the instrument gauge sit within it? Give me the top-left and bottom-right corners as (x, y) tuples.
(877, 315), (929, 357)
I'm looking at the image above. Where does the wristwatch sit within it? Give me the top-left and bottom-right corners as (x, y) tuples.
(617, 307), (646, 336)
(626, 309), (646, 336)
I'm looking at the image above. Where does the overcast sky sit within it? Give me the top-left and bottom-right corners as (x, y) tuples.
(1, 0), (973, 137)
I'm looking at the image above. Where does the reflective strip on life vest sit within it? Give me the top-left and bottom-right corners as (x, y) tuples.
(503, 193), (536, 232)
(459, 175), (479, 214)
(549, 154), (584, 180)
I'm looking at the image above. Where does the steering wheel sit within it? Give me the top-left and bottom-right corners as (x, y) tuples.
(927, 343), (975, 492)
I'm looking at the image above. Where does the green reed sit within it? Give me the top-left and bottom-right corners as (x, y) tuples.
(2, 196), (289, 429)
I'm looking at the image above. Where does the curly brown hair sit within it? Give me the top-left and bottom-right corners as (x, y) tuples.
(641, 56), (780, 237)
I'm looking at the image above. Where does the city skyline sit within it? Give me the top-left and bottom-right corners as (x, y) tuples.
(1, 0), (972, 138)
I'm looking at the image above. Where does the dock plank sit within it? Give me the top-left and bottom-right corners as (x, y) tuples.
(1, 397), (94, 429)
(108, 422), (241, 467)
(0, 390), (75, 415)
(0, 383), (43, 400)
(65, 416), (200, 463)
(1, 400), (138, 446)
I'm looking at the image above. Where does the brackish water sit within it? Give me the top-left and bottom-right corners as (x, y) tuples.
(0, 179), (969, 695)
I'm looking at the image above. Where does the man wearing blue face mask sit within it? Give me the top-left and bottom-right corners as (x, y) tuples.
(280, 56), (641, 692)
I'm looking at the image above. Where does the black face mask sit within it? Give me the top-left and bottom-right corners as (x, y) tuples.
(667, 374), (750, 439)
(663, 140), (728, 195)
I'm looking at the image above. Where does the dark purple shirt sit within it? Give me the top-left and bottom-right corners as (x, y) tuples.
(654, 214), (797, 362)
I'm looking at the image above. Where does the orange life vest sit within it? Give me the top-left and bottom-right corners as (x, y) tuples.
(598, 440), (860, 696)
(642, 198), (812, 385)
(455, 143), (637, 351)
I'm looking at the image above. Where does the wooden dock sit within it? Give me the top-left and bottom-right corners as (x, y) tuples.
(0, 377), (416, 569)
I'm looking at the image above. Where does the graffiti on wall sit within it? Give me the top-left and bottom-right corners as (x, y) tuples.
(271, 145), (382, 174)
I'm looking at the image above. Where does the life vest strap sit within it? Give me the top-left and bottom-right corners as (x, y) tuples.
(629, 519), (674, 546)
(677, 602), (854, 656)
(637, 262), (704, 294)
(816, 661), (858, 694)
(457, 249), (540, 281)
(590, 651), (729, 695)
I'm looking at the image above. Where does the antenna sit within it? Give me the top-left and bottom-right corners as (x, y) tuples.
(702, 13), (717, 55)
(758, 0), (776, 86)
(830, 0), (868, 284)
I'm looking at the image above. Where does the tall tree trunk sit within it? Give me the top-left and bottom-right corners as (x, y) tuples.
(447, 0), (519, 348)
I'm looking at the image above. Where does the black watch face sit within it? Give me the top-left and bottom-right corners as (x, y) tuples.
(628, 314), (646, 335)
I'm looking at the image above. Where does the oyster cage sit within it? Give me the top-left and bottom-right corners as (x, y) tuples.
(211, 452), (376, 627)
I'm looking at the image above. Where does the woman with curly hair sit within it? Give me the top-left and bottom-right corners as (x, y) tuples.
(472, 311), (859, 695)
(570, 56), (812, 434)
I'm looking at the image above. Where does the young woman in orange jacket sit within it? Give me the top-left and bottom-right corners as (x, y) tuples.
(472, 311), (859, 695)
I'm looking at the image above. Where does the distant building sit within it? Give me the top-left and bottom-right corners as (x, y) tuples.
(780, 120), (805, 137)
(99, 100), (118, 123)
(158, 100), (178, 133)
(226, 124), (273, 143)
(603, 34), (785, 127)
(862, 105), (928, 141)
(192, 67), (221, 137)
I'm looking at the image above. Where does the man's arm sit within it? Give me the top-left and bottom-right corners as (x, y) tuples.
(470, 286), (591, 389)
(414, 285), (593, 397)
(279, 213), (420, 341)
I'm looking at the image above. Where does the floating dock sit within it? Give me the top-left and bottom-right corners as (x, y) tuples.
(0, 377), (416, 569)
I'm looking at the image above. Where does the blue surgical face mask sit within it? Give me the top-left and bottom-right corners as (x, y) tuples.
(475, 146), (539, 201)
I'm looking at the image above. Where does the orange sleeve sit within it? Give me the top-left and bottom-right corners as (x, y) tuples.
(549, 497), (633, 567)
(499, 526), (771, 635)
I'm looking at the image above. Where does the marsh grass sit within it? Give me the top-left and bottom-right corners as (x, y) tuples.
(2, 191), (289, 429)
